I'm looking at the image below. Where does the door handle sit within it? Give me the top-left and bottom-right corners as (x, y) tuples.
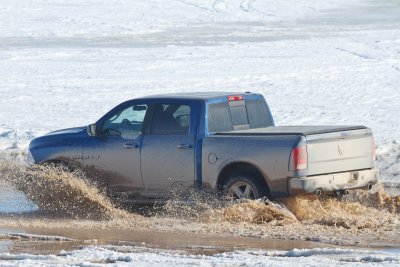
(177, 144), (192, 149)
(123, 143), (139, 149)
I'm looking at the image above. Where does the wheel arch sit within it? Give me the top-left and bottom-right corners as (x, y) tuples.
(216, 161), (271, 196)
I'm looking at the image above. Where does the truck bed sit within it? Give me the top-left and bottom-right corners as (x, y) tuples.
(215, 125), (374, 177)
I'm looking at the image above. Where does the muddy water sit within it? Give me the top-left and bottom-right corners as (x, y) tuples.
(0, 227), (338, 256)
(283, 186), (400, 229)
(0, 161), (132, 220)
(0, 238), (84, 255)
(0, 158), (399, 254)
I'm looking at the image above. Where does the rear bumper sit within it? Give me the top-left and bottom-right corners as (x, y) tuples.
(288, 169), (379, 195)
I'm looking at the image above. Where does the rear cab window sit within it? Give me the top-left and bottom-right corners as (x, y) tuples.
(207, 95), (274, 133)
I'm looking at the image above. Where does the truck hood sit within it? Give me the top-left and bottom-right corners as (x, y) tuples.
(45, 126), (87, 136)
(29, 126), (88, 154)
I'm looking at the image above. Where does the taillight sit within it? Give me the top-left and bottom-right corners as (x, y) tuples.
(372, 137), (376, 161)
(291, 145), (308, 171)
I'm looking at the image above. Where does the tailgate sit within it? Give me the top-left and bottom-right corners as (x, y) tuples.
(306, 128), (374, 176)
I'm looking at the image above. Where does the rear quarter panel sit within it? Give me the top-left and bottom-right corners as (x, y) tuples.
(202, 135), (301, 197)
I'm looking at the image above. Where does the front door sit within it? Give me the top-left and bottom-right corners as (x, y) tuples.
(82, 103), (149, 192)
(141, 103), (195, 194)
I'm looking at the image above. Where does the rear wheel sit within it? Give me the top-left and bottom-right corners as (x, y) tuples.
(222, 174), (267, 200)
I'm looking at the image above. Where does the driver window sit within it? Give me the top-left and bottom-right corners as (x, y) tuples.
(101, 104), (148, 139)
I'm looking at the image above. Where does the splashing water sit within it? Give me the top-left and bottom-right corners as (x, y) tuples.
(202, 198), (298, 225)
(0, 153), (399, 246)
(0, 157), (132, 220)
(282, 187), (400, 229)
(344, 184), (400, 214)
(159, 190), (299, 225)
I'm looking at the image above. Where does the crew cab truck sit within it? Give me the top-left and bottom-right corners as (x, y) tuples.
(28, 92), (378, 201)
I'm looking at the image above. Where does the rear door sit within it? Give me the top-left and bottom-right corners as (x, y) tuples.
(141, 103), (195, 193)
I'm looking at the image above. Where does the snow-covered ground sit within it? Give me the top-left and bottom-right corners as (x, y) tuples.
(0, 0), (400, 265)
(0, 246), (399, 267)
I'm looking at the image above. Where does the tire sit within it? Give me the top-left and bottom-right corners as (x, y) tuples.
(222, 173), (267, 200)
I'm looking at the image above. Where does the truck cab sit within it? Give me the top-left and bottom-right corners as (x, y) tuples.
(82, 92), (271, 197)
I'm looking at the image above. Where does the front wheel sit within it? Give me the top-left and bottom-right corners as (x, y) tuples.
(222, 174), (267, 200)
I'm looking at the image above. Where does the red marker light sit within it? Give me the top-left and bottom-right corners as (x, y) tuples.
(227, 95), (244, 101)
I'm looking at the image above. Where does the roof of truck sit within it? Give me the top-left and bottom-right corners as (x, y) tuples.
(138, 92), (258, 101)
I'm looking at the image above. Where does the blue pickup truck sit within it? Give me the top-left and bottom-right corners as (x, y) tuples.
(28, 92), (378, 202)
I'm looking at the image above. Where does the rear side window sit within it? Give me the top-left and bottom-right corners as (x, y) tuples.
(208, 98), (273, 133)
(151, 104), (191, 135)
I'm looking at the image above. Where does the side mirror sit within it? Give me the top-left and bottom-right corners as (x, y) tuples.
(87, 124), (97, 136)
